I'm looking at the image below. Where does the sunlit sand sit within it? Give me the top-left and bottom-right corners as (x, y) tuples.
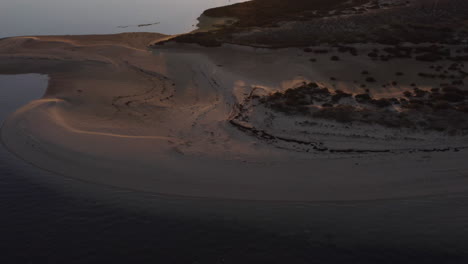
(1, 30), (467, 201)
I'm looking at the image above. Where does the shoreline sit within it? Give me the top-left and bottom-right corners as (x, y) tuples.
(0, 0), (467, 201)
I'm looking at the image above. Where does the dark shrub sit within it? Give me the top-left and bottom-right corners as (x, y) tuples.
(442, 92), (464, 102)
(389, 98), (400, 104)
(371, 99), (392, 108)
(314, 49), (329, 54)
(306, 82), (319, 88)
(418, 72), (436, 78)
(415, 53), (443, 62)
(331, 91), (352, 102)
(368, 52), (378, 58)
(355, 93), (372, 102)
(413, 88), (428, 97)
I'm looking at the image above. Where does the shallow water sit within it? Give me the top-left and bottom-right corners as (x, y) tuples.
(1, 77), (468, 263)
(0, 0), (245, 38)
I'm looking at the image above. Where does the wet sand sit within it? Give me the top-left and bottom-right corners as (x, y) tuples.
(0, 33), (467, 201)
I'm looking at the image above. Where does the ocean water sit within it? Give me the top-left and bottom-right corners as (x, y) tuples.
(0, 0), (245, 38)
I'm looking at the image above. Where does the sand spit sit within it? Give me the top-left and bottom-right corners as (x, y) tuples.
(1, 33), (468, 201)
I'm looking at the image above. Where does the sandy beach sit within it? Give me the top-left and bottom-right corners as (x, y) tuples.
(0, 30), (467, 201)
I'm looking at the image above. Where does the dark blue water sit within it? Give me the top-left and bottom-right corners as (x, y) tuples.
(1, 75), (468, 263)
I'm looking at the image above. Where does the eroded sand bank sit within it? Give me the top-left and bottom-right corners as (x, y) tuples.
(1, 33), (468, 201)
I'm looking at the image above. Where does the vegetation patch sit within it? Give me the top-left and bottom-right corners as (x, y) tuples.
(203, 0), (371, 27)
(257, 82), (468, 133)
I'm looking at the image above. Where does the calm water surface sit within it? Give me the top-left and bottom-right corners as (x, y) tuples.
(0, 0), (245, 37)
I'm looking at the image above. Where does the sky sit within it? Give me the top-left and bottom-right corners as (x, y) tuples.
(0, 0), (246, 37)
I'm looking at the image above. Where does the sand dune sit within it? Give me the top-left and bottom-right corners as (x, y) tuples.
(1, 33), (468, 201)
